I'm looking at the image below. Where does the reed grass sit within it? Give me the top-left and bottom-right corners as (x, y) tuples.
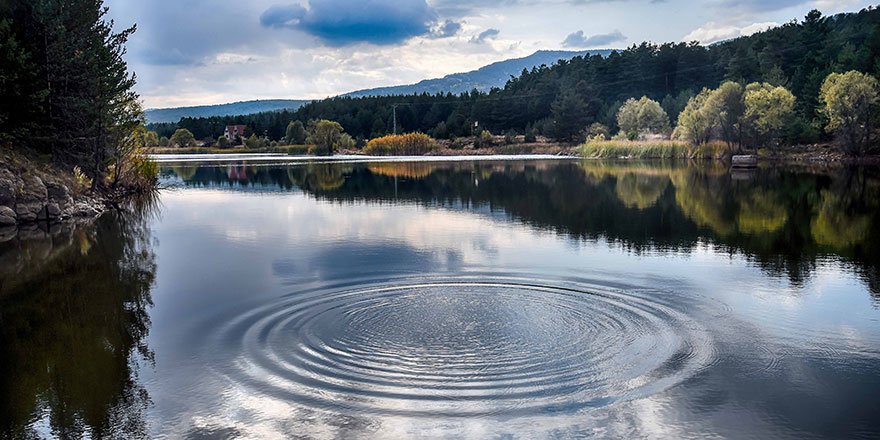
(363, 133), (438, 156)
(579, 140), (730, 159)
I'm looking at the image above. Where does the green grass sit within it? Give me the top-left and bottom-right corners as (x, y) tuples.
(579, 140), (729, 159)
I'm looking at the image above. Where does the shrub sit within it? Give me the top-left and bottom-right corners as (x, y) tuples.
(72, 166), (92, 190)
(285, 120), (307, 144)
(217, 136), (231, 148)
(432, 121), (449, 140)
(125, 153), (159, 191)
(820, 70), (880, 155)
(143, 131), (159, 147)
(744, 82), (796, 149)
(475, 130), (494, 148)
(363, 132), (438, 156)
(307, 119), (345, 155)
(308, 144), (331, 156)
(244, 133), (268, 149)
(503, 130), (517, 144)
(281, 145), (310, 155)
(617, 97), (670, 139)
(587, 122), (610, 140)
(170, 128), (196, 148)
(337, 133), (356, 150)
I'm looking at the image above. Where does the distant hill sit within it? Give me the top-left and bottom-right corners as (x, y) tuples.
(145, 50), (612, 124)
(145, 99), (310, 124)
(346, 50), (613, 97)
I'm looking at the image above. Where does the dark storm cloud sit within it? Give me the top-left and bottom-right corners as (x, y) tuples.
(562, 30), (627, 47)
(260, 4), (307, 28)
(261, 0), (438, 46)
(429, 20), (463, 39)
(470, 28), (500, 44)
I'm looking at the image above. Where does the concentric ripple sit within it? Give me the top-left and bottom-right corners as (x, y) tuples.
(211, 275), (717, 417)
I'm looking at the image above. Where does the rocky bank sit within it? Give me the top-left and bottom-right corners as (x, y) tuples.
(0, 156), (106, 240)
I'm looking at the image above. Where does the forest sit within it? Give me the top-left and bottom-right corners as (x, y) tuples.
(149, 7), (880, 150)
(0, 0), (154, 190)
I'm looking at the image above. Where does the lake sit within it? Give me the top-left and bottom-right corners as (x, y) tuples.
(1, 158), (879, 439)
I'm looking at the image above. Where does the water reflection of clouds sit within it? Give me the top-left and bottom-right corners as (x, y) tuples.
(162, 189), (516, 268)
(147, 181), (880, 439)
(157, 188), (880, 350)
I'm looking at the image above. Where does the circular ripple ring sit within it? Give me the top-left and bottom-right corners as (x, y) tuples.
(211, 276), (717, 417)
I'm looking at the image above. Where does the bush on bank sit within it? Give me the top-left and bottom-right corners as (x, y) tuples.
(363, 133), (438, 156)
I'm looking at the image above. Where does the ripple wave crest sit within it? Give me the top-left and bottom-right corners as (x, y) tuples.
(212, 275), (717, 417)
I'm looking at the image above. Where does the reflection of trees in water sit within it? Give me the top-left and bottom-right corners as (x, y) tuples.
(614, 173), (670, 210)
(163, 160), (880, 298)
(368, 163), (438, 179)
(737, 190), (788, 234)
(670, 169), (738, 236)
(811, 189), (872, 247)
(0, 199), (158, 439)
(170, 165), (198, 181)
(287, 164), (352, 192)
(161, 163), (297, 191)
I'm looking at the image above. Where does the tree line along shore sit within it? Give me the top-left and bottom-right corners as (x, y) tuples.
(1, 0), (158, 229)
(147, 8), (880, 159)
(149, 69), (878, 161)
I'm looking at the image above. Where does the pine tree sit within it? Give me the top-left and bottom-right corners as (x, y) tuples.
(1, 0), (140, 186)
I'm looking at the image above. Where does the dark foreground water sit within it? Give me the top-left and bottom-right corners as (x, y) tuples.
(2, 159), (880, 439)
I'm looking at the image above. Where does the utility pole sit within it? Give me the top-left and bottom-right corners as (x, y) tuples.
(391, 104), (399, 134)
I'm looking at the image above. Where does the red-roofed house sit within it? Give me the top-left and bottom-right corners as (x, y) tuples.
(224, 125), (247, 140)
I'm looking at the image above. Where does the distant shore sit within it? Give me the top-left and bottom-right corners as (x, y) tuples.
(145, 142), (880, 166)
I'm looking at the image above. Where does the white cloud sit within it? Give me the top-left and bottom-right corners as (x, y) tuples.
(103, 0), (875, 108)
(682, 21), (779, 45)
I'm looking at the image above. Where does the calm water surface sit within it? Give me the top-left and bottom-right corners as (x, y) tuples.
(2, 159), (880, 439)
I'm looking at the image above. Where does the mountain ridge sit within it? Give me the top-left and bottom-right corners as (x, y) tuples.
(344, 49), (612, 97)
(144, 49), (613, 124)
(145, 99), (311, 124)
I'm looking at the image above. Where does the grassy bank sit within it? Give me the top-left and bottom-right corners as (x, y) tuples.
(579, 140), (730, 160)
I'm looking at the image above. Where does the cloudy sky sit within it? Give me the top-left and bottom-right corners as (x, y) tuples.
(105, 0), (872, 109)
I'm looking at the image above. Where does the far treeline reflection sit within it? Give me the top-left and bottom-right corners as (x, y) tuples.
(164, 161), (880, 296)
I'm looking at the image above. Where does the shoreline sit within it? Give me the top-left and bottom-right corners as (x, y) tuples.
(145, 143), (880, 166)
(1, 152), (109, 237)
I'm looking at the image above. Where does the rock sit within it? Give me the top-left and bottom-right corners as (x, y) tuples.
(730, 169), (756, 181)
(731, 155), (758, 168)
(47, 222), (63, 236)
(64, 199), (103, 218)
(36, 205), (49, 221)
(0, 205), (15, 226)
(0, 225), (16, 243)
(46, 203), (62, 219)
(0, 171), (16, 206)
(45, 181), (72, 208)
(18, 174), (47, 202)
(15, 202), (43, 222)
(17, 223), (48, 242)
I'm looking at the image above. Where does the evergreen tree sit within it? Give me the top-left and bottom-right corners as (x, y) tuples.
(285, 120), (306, 144)
(0, 0), (141, 186)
